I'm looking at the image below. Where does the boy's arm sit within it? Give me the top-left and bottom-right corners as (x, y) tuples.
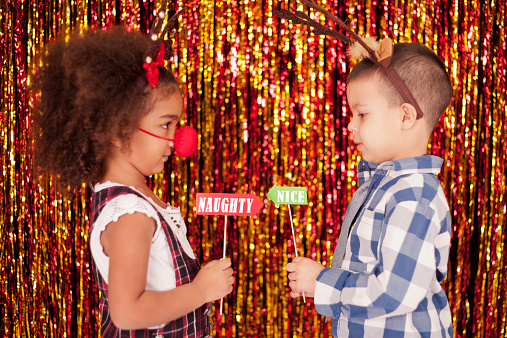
(314, 199), (450, 320)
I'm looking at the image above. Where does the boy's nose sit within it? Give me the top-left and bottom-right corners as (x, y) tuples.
(347, 118), (356, 132)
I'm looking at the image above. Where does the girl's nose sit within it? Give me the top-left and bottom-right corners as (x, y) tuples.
(168, 129), (177, 143)
(168, 138), (175, 148)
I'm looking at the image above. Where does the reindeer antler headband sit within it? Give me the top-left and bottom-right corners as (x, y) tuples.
(143, 1), (186, 88)
(274, 0), (424, 119)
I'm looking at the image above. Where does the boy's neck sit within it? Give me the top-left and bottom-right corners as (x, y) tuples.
(389, 146), (429, 162)
(391, 126), (431, 162)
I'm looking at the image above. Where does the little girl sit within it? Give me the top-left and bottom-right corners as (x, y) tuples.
(33, 24), (234, 337)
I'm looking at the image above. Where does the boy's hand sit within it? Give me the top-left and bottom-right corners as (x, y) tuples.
(286, 257), (325, 298)
(192, 259), (234, 303)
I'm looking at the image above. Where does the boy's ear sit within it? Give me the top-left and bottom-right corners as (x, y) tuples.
(400, 103), (418, 130)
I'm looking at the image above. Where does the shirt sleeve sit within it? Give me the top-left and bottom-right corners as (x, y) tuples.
(89, 193), (163, 284)
(314, 199), (444, 320)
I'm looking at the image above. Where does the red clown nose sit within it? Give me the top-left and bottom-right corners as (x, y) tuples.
(138, 126), (198, 158)
(172, 126), (198, 157)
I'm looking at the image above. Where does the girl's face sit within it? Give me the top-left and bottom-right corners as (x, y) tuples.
(127, 93), (183, 177)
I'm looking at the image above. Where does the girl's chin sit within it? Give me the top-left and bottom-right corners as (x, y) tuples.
(146, 167), (165, 177)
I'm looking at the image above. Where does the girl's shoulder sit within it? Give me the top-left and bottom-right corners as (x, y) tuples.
(92, 182), (158, 227)
(93, 181), (180, 214)
(90, 182), (188, 244)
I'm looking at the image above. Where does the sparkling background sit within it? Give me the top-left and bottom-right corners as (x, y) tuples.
(1, 0), (506, 337)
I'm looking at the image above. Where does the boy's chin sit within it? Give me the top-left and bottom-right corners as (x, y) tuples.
(360, 154), (381, 164)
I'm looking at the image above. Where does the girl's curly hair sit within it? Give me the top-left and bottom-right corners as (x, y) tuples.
(32, 26), (179, 190)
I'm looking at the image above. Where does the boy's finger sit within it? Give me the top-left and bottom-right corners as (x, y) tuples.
(292, 256), (304, 263)
(290, 290), (301, 298)
(286, 262), (296, 272)
(289, 281), (299, 291)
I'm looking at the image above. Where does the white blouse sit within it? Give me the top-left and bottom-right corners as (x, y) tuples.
(89, 182), (196, 292)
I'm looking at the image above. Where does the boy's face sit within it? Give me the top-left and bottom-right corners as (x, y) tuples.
(346, 77), (405, 164)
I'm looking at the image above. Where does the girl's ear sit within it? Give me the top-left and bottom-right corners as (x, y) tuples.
(110, 128), (126, 148)
(110, 137), (122, 148)
(400, 103), (418, 130)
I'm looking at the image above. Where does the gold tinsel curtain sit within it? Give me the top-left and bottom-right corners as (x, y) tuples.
(1, 0), (506, 337)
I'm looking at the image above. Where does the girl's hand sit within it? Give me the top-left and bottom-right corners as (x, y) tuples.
(286, 257), (325, 297)
(103, 212), (233, 329)
(192, 259), (234, 302)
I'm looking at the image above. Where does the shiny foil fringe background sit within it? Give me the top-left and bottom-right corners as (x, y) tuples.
(1, 0), (506, 337)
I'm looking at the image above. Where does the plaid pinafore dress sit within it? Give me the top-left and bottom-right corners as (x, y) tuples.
(90, 186), (211, 338)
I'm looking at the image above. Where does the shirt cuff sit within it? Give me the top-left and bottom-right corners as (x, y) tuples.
(314, 267), (350, 318)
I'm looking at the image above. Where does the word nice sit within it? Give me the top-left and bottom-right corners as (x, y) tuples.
(196, 193), (263, 216)
(267, 185), (308, 206)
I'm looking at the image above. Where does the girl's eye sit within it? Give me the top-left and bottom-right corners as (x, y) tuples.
(162, 123), (171, 129)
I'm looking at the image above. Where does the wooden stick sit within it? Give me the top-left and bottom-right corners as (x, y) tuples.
(219, 215), (228, 315)
(288, 205), (305, 302)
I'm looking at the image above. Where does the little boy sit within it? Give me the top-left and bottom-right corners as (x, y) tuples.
(286, 42), (454, 337)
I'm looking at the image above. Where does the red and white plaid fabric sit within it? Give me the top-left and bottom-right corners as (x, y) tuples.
(90, 186), (211, 338)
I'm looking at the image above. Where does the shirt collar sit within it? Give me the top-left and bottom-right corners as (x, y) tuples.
(357, 155), (444, 185)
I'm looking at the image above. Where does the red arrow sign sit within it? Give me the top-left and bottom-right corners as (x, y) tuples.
(196, 193), (263, 216)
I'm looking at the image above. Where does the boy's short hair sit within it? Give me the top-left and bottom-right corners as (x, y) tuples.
(348, 43), (452, 130)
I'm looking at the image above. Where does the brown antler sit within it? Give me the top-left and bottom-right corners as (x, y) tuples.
(274, 0), (425, 119)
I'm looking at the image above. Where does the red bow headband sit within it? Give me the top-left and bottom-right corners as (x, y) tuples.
(143, 2), (186, 88)
(140, 2), (198, 158)
(274, 0), (424, 119)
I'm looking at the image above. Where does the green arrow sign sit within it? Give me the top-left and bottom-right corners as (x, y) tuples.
(267, 185), (308, 207)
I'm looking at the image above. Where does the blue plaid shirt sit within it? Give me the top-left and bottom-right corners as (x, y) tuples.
(314, 156), (453, 337)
